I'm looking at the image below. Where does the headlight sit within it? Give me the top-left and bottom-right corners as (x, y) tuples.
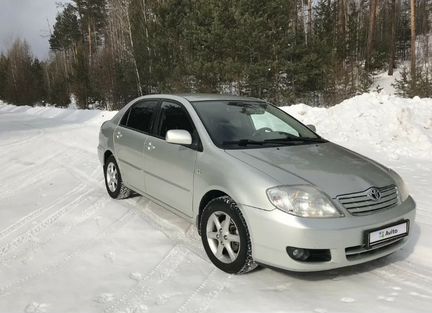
(388, 169), (409, 202)
(266, 185), (344, 218)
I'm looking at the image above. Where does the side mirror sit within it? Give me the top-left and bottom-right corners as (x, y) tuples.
(306, 124), (316, 132)
(166, 129), (192, 145)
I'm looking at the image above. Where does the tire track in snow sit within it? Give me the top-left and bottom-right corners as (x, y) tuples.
(124, 198), (207, 260)
(0, 184), (91, 261)
(413, 210), (432, 226)
(0, 208), (137, 297)
(0, 141), (102, 243)
(0, 134), (104, 257)
(0, 167), (60, 201)
(394, 260), (432, 284)
(175, 268), (232, 313)
(44, 131), (103, 162)
(103, 245), (190, 313)
(0, 149), (103, 244)
(0, 183), (86, 241)
(369, 261), (432, 295)
(0, 193), (110, 266)
(387, 262), (432, 290)
(50, 157), (103, 186)
(103, 199), (231, 313)
(1, 147), (68, 181)
(0, 128), (44, 149)
(1, 120), (99, 182)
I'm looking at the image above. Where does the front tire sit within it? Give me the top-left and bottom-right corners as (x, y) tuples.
(104, 155), (131, 199)
(200, 196), (257, 274)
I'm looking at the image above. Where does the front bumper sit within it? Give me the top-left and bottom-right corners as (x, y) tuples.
(240, 196), (416, 272)
(97, 145), (105, 165)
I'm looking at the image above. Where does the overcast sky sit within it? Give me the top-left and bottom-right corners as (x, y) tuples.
(0, 0), (69, 60)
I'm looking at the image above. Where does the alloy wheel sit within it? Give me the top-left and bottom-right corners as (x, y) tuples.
(206, 211), (241, 263)
(106, 162), (118, 192)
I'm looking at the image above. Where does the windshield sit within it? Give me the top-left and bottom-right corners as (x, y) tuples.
(191, 100), (325, 149)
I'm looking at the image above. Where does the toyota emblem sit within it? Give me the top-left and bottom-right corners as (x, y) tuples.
(367, 188), (381, 201)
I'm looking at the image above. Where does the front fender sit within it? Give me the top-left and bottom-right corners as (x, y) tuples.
(193, 149), (280, 220)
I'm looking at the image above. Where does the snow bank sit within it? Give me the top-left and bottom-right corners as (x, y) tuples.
(0, 100), (117, 125)
(282, 93), (432, 160)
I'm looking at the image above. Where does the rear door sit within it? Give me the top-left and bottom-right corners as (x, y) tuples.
(114, 99), (159, 193)
(142, 100), (200, 217)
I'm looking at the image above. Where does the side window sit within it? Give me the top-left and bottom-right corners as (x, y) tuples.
(125, 100), (158, 133)
(119, 109), (130, 126)
(158, 101), (194, 138)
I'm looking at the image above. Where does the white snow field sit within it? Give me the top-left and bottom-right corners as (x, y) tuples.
(0, 93), (432, 313)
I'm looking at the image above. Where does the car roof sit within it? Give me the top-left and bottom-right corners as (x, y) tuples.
(172, 93), (264, 103)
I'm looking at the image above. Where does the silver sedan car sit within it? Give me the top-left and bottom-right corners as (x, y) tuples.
(98, 94), (416, 274)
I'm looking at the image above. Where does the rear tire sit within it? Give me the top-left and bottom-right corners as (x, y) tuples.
(200, 196), (257, 274)
(104, 155), (131, 199)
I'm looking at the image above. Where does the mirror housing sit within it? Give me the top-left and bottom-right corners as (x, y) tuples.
(166, 129), (192, 145)
(306, 124), (316, 132)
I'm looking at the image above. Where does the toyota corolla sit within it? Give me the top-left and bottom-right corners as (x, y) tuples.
(98, 94), (416, 274)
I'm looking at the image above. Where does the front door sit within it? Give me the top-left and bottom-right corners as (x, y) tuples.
(143, 100), (199, 217)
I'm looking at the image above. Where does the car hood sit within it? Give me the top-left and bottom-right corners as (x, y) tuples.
(225, 142), (394, 198)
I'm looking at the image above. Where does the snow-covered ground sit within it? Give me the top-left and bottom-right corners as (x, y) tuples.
(371, 68), (403, 96)
(0, 93), (431, 313)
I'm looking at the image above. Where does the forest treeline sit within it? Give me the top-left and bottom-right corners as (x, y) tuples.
(0, 0), (431, 109)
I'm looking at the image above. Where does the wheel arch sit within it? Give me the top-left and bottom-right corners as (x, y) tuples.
(197, 189), (232, 235)
(103, 150), (114, 167)
(198, 189), (257, 274)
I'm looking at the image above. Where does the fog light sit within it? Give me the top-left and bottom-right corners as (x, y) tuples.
(287, 247), (310, 261)
(286, 247), (331, 262)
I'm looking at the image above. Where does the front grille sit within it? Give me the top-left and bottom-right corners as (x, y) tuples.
(337, 185), (400, 216)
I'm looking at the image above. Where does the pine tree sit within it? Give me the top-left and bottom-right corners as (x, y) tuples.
(410, 0), (417, 83)
(0, 54), (8, 101)
(366, 0), (379, 70)
(1, 0), (431, 107)
(389, 0), (397, 75)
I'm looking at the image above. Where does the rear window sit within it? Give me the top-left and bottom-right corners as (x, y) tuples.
(121, 100), (158, 133)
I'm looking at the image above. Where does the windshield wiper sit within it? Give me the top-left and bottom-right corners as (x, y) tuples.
(222, 139), (266, 146)
(222, 137), (327, 147)
(264, 137), (327, 144)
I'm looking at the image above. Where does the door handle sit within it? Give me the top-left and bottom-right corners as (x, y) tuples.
(116, 131), (122, 139)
